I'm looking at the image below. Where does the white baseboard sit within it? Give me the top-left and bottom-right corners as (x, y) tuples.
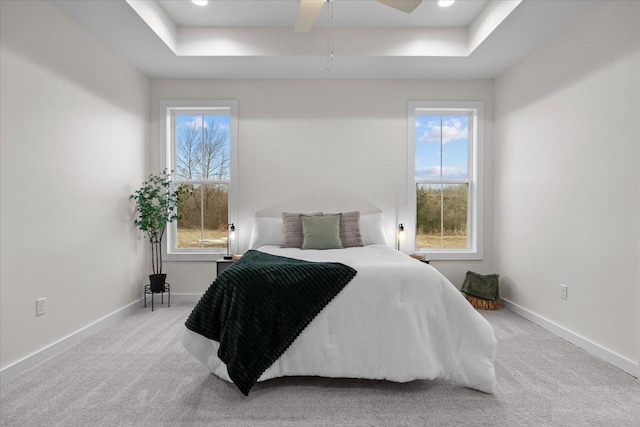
(1, 299), (142, 385)
(1, 294), (203, 384)
(7, 295), (634, 384)
(502, 298), (639, 379)
(0, 293), (202, 384)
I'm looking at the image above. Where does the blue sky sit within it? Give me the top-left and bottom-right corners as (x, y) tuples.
(415, 114), (468, 180)
(176, 113), (230, 134)
(175, 113), (231, 179)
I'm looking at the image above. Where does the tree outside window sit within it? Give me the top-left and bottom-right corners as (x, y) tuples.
(415, 114), (470, 249)
(173, 113), (231, 249)
(408, 101), (484, 260)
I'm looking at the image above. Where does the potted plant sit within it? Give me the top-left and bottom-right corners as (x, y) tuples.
(130, 170), (188, 292)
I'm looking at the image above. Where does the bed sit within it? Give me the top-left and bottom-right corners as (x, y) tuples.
(181, 212), (496, 395)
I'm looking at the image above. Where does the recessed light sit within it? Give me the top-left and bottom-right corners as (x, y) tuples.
(192, 0), (208, 6)
(438, 0), (455, 7)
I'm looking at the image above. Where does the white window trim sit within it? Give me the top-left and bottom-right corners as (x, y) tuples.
(407, 100), (484, 261)
(159, 100), (238, 262)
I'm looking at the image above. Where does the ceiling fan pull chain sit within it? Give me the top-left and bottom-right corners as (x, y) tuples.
(326, 0), (334, 70)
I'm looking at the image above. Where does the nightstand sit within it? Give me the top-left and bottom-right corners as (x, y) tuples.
(216, 258), (235, 277)
(410, 254), (430, 264)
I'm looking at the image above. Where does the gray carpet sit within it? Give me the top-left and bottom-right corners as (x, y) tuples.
(1, 302), (639, 426)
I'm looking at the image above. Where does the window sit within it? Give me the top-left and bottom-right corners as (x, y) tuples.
(160, 100), (238, 261)
(408, 101), (484, 260)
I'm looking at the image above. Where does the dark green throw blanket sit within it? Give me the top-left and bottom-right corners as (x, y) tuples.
(185, 250), (357, 396)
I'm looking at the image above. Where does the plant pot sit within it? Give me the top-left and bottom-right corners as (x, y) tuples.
(149, 274), (167, 293)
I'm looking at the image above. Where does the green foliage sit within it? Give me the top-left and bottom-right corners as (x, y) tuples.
(177, 184), (229, 231)
(130, 170), (189, 274)
(416, 184), (468, 236)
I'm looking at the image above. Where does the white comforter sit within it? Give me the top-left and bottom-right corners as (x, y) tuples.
(181, 245), (496, 393)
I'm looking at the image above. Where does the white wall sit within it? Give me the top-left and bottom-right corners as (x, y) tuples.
(0, 1), (149, 370)
(494, 1), (639, 368)
(150, 79), (495, 293)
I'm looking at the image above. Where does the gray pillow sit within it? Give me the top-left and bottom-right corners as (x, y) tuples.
(301, 214), (343, 250)
(338, 211), (364, 248)
(281, 212), (322, 248)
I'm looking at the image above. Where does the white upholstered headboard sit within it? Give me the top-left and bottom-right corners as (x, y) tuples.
(242, 192), (396, 250)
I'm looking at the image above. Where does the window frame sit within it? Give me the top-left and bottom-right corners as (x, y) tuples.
(159, 100), (238, 262)
(407, 101), (484, 260)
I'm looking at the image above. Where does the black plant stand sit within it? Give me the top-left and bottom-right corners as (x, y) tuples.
(144, 283), (170, 311)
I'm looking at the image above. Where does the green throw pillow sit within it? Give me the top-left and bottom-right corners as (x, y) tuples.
(461, 271), (500, 301)
(301, 214), (343, 250)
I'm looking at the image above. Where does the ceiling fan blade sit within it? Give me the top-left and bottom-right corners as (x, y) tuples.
(377, 0), (422, 14)
(295, 0), (326, 33)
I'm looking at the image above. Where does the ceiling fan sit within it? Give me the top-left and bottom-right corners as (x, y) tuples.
(294, 0), (423, 32)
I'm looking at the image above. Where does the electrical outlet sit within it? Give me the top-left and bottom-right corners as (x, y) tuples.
(559, 284), (568, 300)
(36, 297), (46, 316)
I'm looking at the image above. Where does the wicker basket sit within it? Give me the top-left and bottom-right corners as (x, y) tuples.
(463, 293), (501, 310)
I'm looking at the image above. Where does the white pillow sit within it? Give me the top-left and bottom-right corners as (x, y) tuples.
(248, 217), (283, 249)
(359, 213), (389, 246)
